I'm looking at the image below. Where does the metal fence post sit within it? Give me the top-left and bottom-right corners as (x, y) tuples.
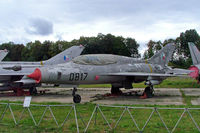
(27, 107), (37, 126)
(60, 106), (73, 127)
(171, 109), (186, 133)
(0, 103), (9, 122)
(127, 107), (140, 132)
(48, 106), (59, 127)
(8, 104), (17, 125)
(97, 104), (112, 130)
(141, 108), (155, 132)
(113, 106), (127, 129)
(37, 106), (48, 126)
(84, 105), (98, 132)
(73, 104), (79, 133)
(187, 109), (200, 132)
(155, 108), (170, 133)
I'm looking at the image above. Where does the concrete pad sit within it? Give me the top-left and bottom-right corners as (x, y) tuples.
(181, 88), (200, 96)
(154, 88), (181, 96)
(93, 97), (183, 105)
(191, 98), (200, 105)
(0, 87), (184, 105)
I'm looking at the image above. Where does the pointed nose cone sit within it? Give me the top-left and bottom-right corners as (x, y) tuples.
(27, 68), (42, 83)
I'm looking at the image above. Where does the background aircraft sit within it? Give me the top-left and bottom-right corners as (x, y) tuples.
(1, 45), (84, 71)
(0, 49), (8, 61)
(0, 45), (84, 95)
(27, 43), (190, 103)
(188, 42), (200, 80)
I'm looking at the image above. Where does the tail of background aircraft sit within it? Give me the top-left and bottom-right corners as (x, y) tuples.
(0, 49), (8, 61)
(188, 42), (200, 65)
(148, 43), (175, 67)
(44, 45), (84, 65)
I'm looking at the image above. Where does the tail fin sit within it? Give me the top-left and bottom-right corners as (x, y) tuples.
(188, 42), (200, 65)
(44, 45), (84, 65)
(0, 49), (8, 61)
(148, 43), (175, 67)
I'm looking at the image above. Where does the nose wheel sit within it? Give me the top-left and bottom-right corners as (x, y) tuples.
(140, 86), (154, 99)
(72, 87), (81, 103)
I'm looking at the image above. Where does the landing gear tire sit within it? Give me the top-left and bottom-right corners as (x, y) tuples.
(144, 86), (154, 98)
(13, 89), (17, 93)
(111, 87), (122, 95)
(73, 94), (81, 103)
(29, 87), (37, 95)
(72, 87), (81, 103)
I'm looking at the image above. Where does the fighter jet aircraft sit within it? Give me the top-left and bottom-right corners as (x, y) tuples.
(27, 43), (190, 103)
(0, 45), (84, 94)
(188, 42), (200, 80)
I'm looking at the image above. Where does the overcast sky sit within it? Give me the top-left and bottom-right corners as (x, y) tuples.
(0, 0), (200, 53)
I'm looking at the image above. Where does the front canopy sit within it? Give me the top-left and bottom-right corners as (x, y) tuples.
(72, 54), (117, 65)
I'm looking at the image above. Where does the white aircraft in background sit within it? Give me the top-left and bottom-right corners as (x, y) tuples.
(188, 42), (200, 81)
(0, 45), (84, 95)
(0, 49), (8, 61)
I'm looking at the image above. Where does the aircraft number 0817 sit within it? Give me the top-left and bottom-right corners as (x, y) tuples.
(69, 73), (88, 81)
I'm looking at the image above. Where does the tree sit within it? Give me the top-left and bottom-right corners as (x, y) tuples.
(179, 29), (200, 57)
(0, 42), (25, 61)
(143, 40), (162, 59)
(81, 33), (140, 57)
(170, 29), (200, 68)
(124, 38), (140, 58)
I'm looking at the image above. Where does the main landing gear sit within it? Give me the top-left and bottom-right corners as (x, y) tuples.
(72, 87), (81, 103)
(111, 86), (122, 95)
(29, 87), (37, 95)
(140, 85), (154, 99)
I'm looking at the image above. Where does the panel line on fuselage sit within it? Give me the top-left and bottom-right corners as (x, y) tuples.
(145, 60), (153, 73)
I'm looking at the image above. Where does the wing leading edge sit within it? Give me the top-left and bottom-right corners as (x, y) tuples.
(102, 72), (184, 77)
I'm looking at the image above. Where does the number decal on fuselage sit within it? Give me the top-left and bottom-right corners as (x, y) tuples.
(69, 73), (88, 81)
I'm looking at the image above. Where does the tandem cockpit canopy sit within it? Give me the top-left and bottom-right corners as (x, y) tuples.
(72, 54), (118, 65)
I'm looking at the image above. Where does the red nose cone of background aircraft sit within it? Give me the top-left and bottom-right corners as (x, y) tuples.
(189, 66), (199, 78)
(27, 68), (42, 83)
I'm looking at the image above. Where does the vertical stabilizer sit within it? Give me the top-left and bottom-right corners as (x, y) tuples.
(188, 42), (200, 65)
(0, 49), (8, 61)
(44, 45), (84, 65)
(148, 43), (175, 67)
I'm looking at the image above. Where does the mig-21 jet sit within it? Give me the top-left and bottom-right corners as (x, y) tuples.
(0, 45), (84, 94)
(27, 43), (191, 103)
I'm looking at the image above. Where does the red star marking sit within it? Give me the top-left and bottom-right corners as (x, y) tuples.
(95, 75), (99, 80)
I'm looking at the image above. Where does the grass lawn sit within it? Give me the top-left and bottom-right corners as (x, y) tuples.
(0, 77), (200, 132)
(0, 102), (200, 133)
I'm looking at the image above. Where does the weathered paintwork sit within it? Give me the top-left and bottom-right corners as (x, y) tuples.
(0, 45), (84, 91)
(28, 43), (189, 89)
(188, 42), (200, 79)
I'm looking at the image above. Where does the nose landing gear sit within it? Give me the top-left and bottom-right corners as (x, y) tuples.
(72, 87), (81, 103)
(140, 85), (154, 99)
